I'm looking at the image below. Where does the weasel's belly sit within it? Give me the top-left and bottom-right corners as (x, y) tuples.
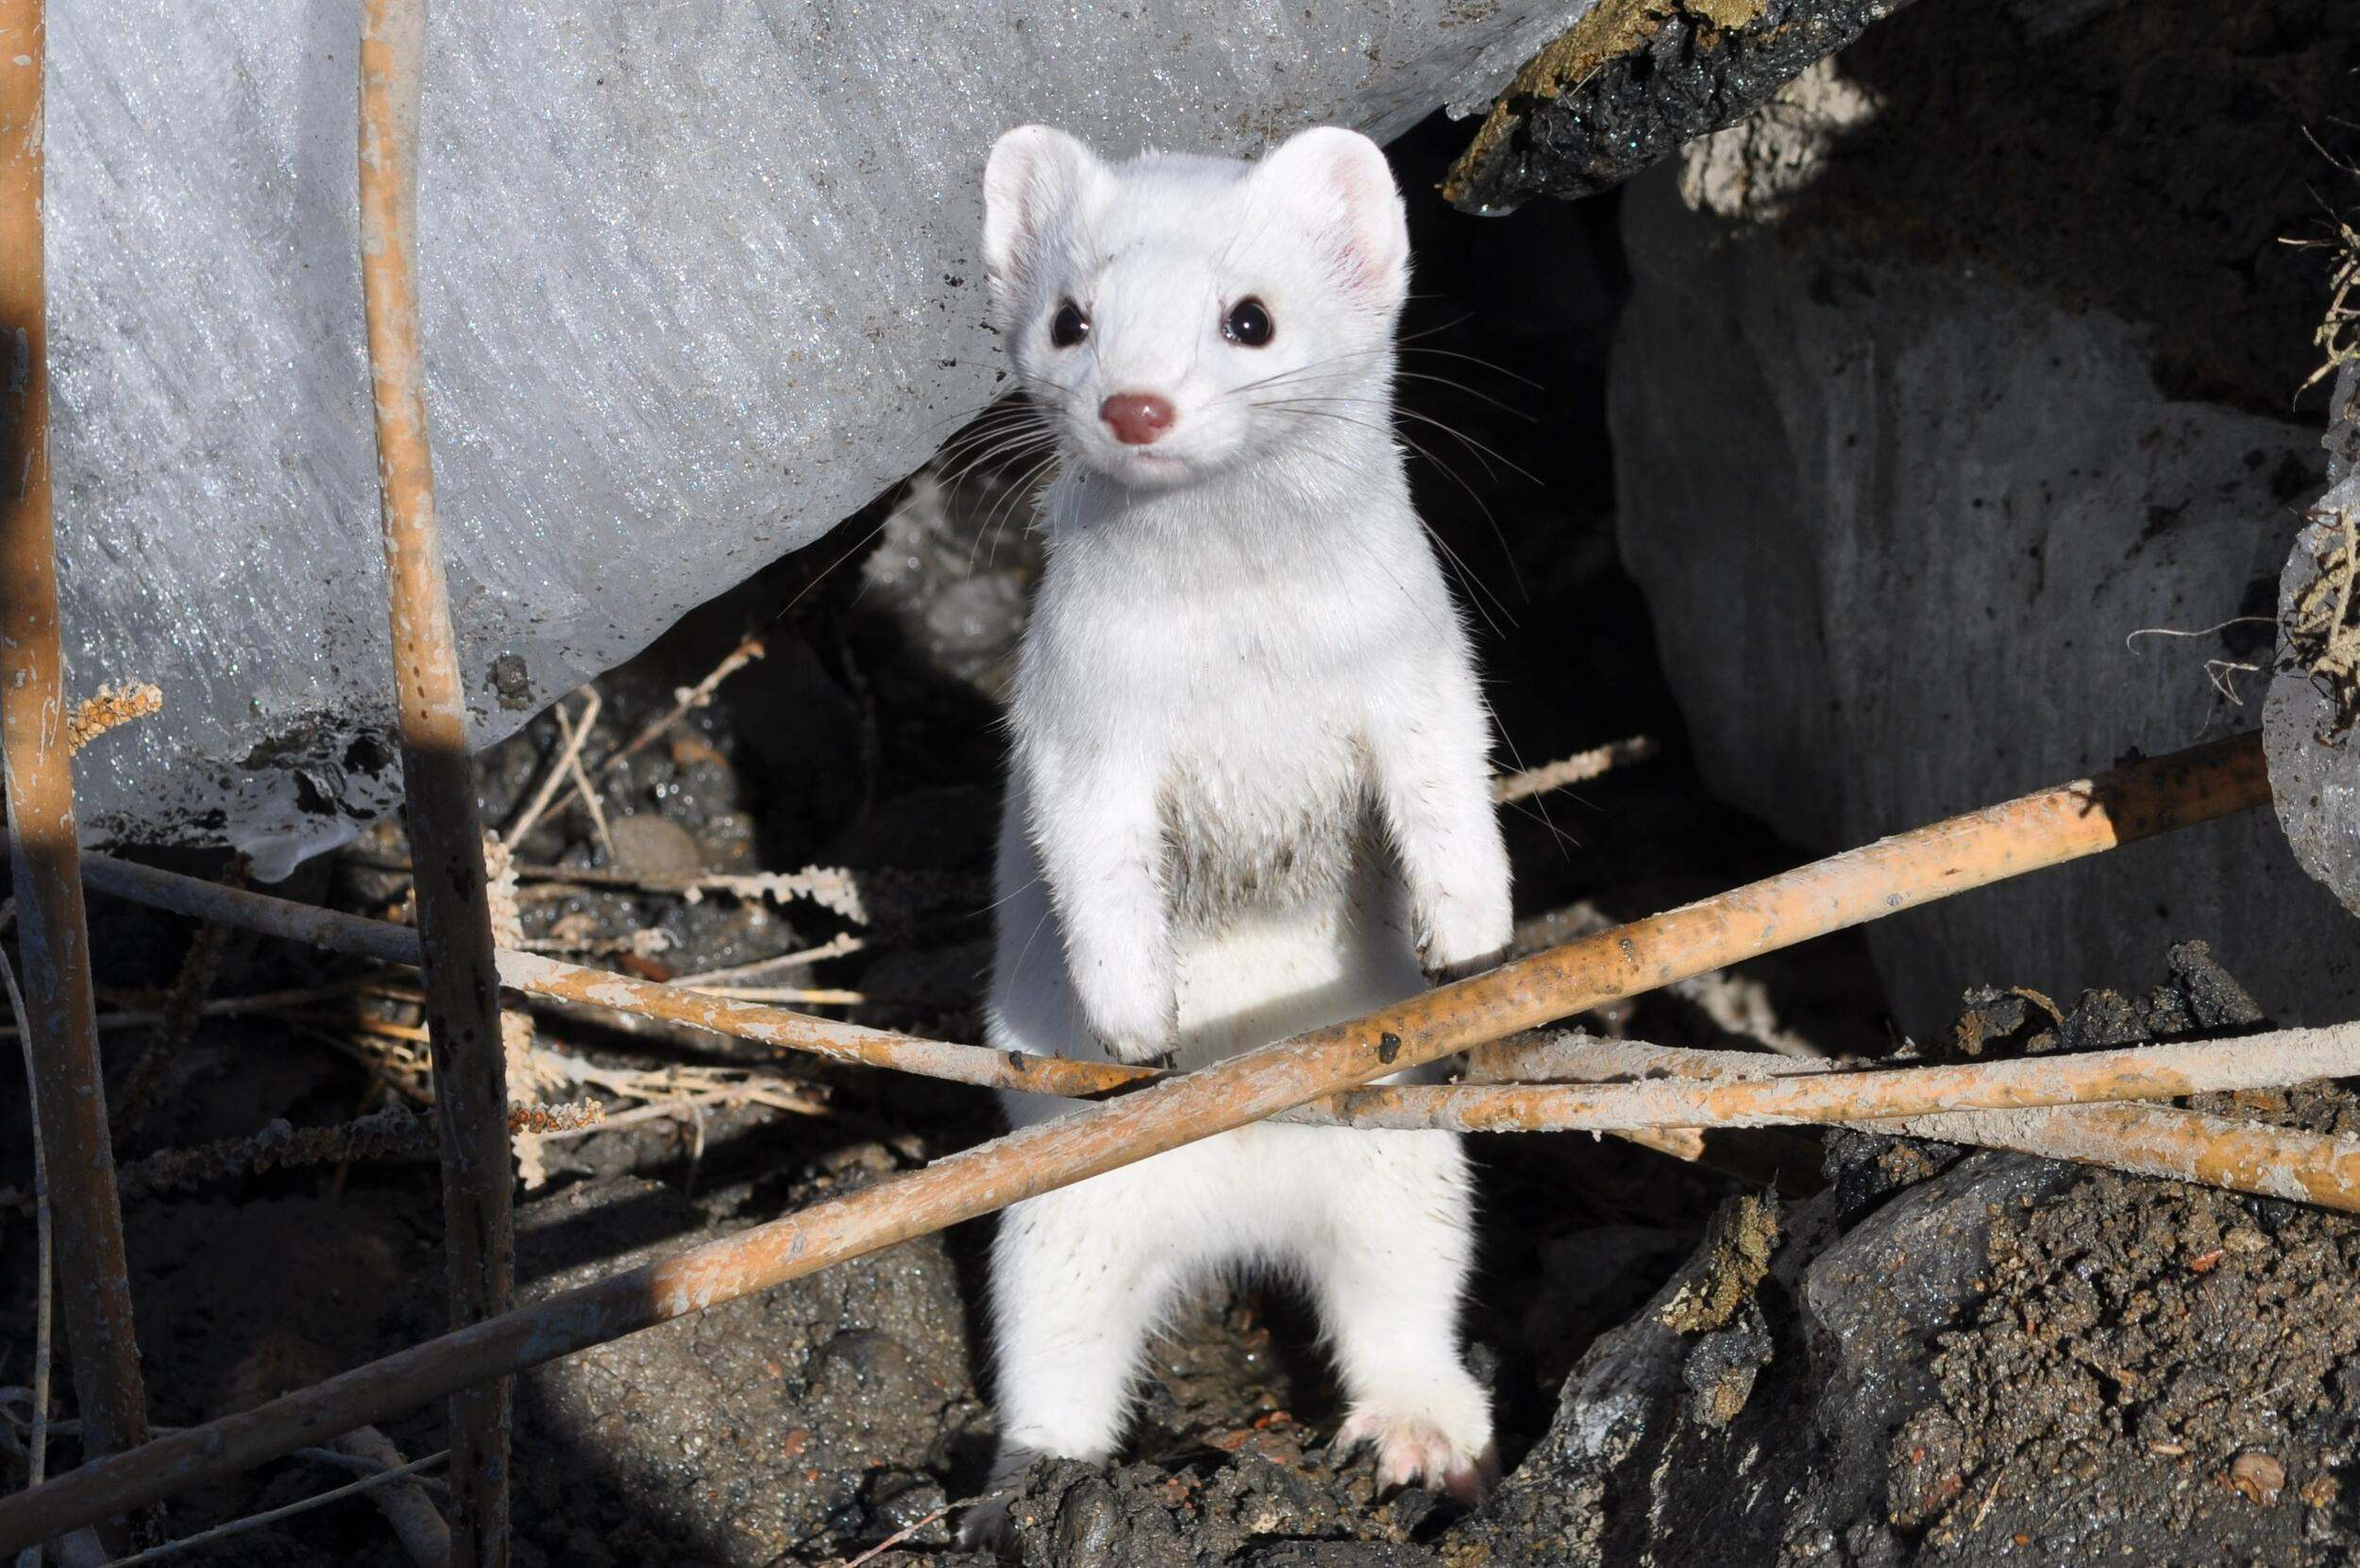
(1169, 853), (1425, 1068)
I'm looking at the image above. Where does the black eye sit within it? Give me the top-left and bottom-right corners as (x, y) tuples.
(1222, 297), (1273, 347)
(1050, 300), (1090, 348)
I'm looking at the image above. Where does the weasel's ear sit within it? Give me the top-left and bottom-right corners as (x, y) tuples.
(983, 125), (1103, 329)
(1253, 126), (1408, 313)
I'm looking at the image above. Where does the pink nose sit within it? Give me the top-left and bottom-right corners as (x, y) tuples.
(1099, 392), (1177, 447)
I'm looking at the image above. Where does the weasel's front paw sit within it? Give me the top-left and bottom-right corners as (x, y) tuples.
(1419, 892), (1513, 986)
(1422, 945), (1509, 986)
(1337, 1408), (1500, 1505)
(1075, 968), (1177, 1065)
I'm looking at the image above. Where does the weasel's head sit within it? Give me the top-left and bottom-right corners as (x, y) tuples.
(982, 125), (1409, 492)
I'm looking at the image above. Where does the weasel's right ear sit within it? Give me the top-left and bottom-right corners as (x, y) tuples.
(1253, 126), (1409, 316)
(983, 126), (1104, 332)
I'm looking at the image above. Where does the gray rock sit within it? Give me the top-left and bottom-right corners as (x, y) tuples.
(1606, 7), (2360, 1035)
(1443, 0), (1920, 211)
(50, 0), (1598, 877)
(2265, 364), (2360, 918)
(512, 1174), (989, 1563)
(1441, 1155), (2067, 1567)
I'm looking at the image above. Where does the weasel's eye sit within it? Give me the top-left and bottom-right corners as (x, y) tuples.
(1222, 298), (1274, 347)
(1050, 300), (1090, 348)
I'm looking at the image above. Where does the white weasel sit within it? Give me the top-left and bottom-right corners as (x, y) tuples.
(976, 123), (1514, 1519)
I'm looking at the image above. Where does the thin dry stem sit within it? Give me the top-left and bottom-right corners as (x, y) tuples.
(358, 0), (515, 1543)
(598, 632), (766, 773)
(327, 1429), (450, 1568)
(1471, 1033), (2360, 1210)
(667, 936), (866, 986)
(0, 0), (156, 1492)
(90, 1451), (448, 1568)
(551, 703), (615, 864)
(113, 857), (251, 1148)
(111, 1106), (437, 1203)
(500, 691), (600, 848)
(1492, 734), (1660, 802)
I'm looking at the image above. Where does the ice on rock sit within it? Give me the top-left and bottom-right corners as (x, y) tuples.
(44, 0), (1588, 880)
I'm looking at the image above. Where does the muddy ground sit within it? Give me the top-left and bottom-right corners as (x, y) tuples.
(4, 110), (2356, 1566)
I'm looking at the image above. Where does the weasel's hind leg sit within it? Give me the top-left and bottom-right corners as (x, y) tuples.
(1299, 1126), (1496, 1502)
(966, 1156), (1204, 1545)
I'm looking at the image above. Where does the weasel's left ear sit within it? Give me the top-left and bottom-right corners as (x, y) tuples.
(1254, 126), (1409, 314)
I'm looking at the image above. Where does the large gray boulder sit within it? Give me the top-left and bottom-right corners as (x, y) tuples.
(44, 0), (1596, 877)
(1608, 4), (2360, 1034)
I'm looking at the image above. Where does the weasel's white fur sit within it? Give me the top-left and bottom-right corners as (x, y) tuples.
(973, 125), (1513, 1529)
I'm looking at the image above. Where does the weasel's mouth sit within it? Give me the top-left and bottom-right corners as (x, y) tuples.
(1095, 446), (1193, 485)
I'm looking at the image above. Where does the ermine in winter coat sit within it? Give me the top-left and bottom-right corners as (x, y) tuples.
(973, 122), (1513, 1529)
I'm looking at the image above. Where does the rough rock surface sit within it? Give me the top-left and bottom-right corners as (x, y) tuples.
(1443, 956), (2360, 1565)
(1608, 0), (2360, 1036)
(512, 1170), (992, 1566)
(51, 0), (1600, 876)
(2266, 363), (2360, 917)
(1443, 0), (1917, 211)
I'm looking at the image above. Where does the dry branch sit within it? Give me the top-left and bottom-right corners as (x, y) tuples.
(84, 853), (1145, 1097)
(112, 1106), (437, 1203)
(599, 632), (765, 772)
(358, 0), (513, 1555)
(551, 703), (615, 863)
(0, 733), (2273, 1548)
(113, 857), (249, 1146)
(327, 1428), (450, 1568)
(1470, 1034), (2360, 1212)
(500, 691), (599, 848)
(0, 0), (156, 1503)
(1492, 734), (1659, 803)
(1313, 1023), (2360, 1132)
(91, 1451), (449, 1568)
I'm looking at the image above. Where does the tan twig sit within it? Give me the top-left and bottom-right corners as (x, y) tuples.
(2284, 194), (2360, 396)
(681, 867), (867, 920)
(0, 976), (413, 1041)
(63, 683), (162, 756)
(114, 856), (251, 1147)
(90, 1450), (448, 1568)
(517, 928), (673, 959)
(358, 0), (513, 1546)
(0, 734), (2280, 1549)
(598, 632), (766, 773)
(550, 700), (615, 864)
(0, 0), (156, 1490)
(1312, 1022), (2360, 1133)
(835, 1496), (981, 1568)
(667, 935), (867, 986)
(328, 1427), (450, 1568)
(1471, 1033), (2360, 1209)
(2287, 503), (2360, 733)
(1492, 734), (1660, 802)
(683, 986), (870, 1006)
(111, 1106), (437, 1203)
(501, 690), (601, 848)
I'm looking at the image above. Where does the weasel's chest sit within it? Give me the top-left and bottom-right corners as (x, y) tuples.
(1159, 724), (1372, 929)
